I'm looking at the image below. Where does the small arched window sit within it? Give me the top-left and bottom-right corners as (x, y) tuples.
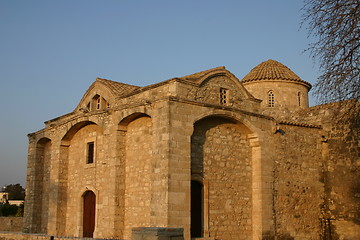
(298, 92), (301, 107)
(87, 95), (109, 111)
(96, 97), (101, 110)
(267, 91), (275, 107)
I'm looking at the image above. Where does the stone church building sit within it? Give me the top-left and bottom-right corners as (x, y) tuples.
(23, 60), (359, 239)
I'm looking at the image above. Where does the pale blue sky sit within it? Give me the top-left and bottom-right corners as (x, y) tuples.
(0, 0), (319, 188)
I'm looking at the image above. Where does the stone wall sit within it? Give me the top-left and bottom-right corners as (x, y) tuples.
(0, 232), (122, 240)
(272, 100), (360, 239)
(0, 217), (23, 232)
(192, 117), (253, 239)
(0, 227), (183, 240)
(22, 64), (359, 240)
(303, 102), (360, 240)
(132, 227), (183, 240)
(124, 116), (152, 239)
(65, 124), (105, 237)
(243, 81), (310, 110)
(273, 125), (323, 239)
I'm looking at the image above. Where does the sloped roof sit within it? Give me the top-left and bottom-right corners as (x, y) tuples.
(96, 78), (140, 97)
(241, 59), (311, 88)
(178, 66), (226, 82)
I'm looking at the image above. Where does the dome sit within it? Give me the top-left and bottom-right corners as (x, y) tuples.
(241, 59), (311, 89)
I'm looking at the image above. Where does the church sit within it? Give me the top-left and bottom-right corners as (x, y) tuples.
(23, 60), (359, 240)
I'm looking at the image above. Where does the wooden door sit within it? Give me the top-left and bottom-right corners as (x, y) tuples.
(83, 191), (96, 237)
(191, 180), (203, 238)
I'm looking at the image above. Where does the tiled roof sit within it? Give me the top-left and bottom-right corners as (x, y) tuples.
(241, 59), (311, 88)
(96, 78), (140, 96)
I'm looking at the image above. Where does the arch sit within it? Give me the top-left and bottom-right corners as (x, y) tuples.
(118, 112), (151, 131)
(61, 121), (97, 142)
(192, 113), (256, 137)
(196, 70), (254, 100)
(86, 94), (109, 111)
(82, 190), (96, 238)
(191, 115), (257, 238)
(75, 80), (117, 113)
(267, 90), (275, 107)
(33, 137), (52, 233)
(37, 137), (51, 145)
(120, 112), (152, 239)
(55, 121), (102, 235)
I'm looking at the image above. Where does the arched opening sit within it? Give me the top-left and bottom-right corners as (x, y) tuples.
(268, 90), (275, 107)
(56, 121), (100, 236)
(191, 115), (253, 238)
(191, 180), (204, 238)
(33, 137), (51, 233)
(83, 190), (96, 237)
(118, 112), (153, 239)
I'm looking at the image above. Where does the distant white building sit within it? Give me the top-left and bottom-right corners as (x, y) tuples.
(0, 191), (9, 204)
(0, 190), (24, 206)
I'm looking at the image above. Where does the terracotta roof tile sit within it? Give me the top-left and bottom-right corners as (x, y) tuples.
(241, 59), (311, 88)
(96, 78), (140, 96)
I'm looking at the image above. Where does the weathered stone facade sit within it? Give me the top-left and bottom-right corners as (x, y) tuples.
(23, 60), (359, 239)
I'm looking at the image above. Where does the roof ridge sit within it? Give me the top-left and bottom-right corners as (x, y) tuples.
(96, 77), (139, 88)
(96, 77), (141, 96)
(178, 66), (226, 81)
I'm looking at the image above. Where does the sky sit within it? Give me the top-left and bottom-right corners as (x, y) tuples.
(0, 0), (320, 189)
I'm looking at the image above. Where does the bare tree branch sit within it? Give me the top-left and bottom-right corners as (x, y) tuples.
(302, 0), (360, 105)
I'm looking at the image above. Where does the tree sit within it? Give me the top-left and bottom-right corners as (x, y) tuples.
(4, 184), (25, 200)
(301, 0), (360, 104)
(0, 203), (18, 216)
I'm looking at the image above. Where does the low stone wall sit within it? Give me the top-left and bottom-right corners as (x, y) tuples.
(132, 227), (184, 240)
(0, 227), (184, 240)
(0, 232), (122, 240)
(0, 217), (23, 232)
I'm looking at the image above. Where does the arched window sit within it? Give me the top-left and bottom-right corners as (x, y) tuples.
(267, 91), (275, 107)
(96, 97), (101, 110)
(298, 92), (301, 107)
(87, 95), (109, 111)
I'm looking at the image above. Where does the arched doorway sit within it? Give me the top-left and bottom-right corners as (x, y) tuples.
(191, 115), (254, 238)
(191, 180), (203, 238)
(83, 191), (96, 237)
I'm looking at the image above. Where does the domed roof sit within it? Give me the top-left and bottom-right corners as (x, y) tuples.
(241, 59), (311, 89)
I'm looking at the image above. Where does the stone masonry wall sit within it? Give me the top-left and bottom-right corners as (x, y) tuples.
(65, 124), (104, 237)
(33, 138), (51, 233)
(272, 101), (360, 239)
(273, 125), (323, 239)
(124, 116), (153, 239)
(243, 81), (309, 110)
(298, 102), (360, 239)
(192, 117), (253, 239)
(0, 217), (23, 232)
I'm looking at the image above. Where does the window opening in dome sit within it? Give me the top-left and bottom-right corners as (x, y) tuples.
(298, 92), (301, 107)
(268, 91), (275, 107)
